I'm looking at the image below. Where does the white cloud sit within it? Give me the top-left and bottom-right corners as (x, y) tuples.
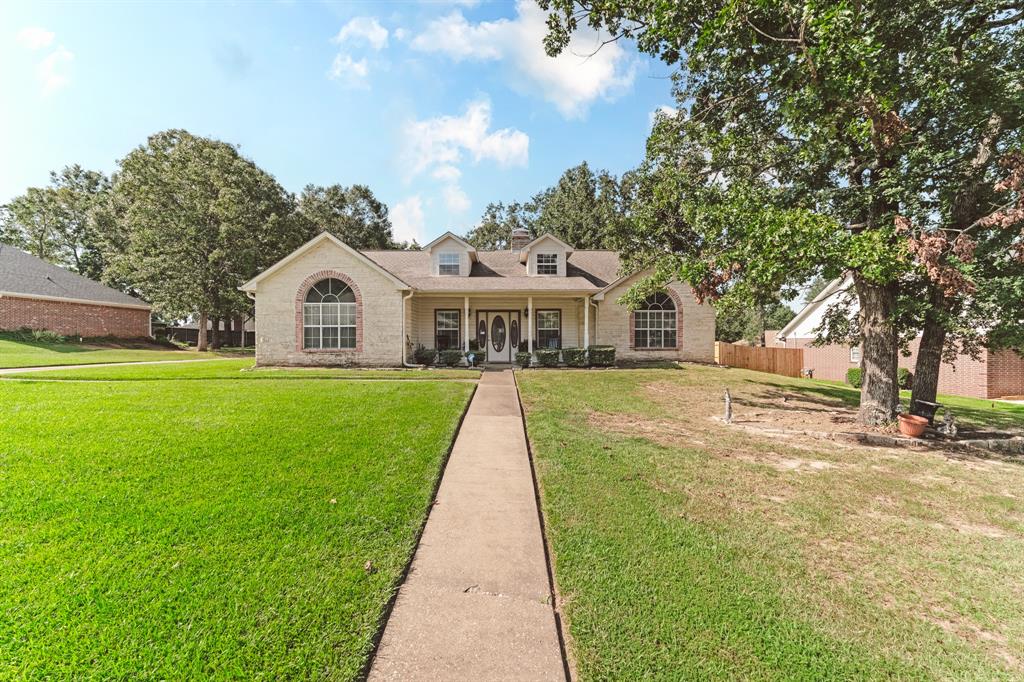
(392, 27), (409, 42)
(442, 184), (471, 213)
(391, 195), (425, 244)
(431, 165), (462, 183)
(649, 105), (678, 127)
(404, 98), (528, 177)
(327, 53), (369, 88)
(410, 0), (636, 119)
(37, 46), (73, 94)
(17, 27), (54, 50)
(333, 17), (389, 51)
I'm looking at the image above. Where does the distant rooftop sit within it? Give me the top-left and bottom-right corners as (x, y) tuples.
(0, 244), (150, 309)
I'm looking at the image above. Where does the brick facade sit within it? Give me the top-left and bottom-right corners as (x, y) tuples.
(781, 336), (1023, 399)
(0, 295), (150, 338)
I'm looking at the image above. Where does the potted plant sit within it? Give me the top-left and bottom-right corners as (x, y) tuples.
(897, 413), (928, 437)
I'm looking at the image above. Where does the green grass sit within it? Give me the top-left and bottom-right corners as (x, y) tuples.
(2, 359), (481, 381)
(0, 367), (474, 678)
(518, 366), (1024, 680)
(0, 333), (203, 369)
(802, 377), (1024, 431)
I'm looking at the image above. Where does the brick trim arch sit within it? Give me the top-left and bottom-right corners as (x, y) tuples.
(629, 286), (684, 350)
(295, 270), (363, 352)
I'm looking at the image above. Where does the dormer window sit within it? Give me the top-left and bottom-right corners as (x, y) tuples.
(537, 253), (558, 275)
(438, 252), (460, 275)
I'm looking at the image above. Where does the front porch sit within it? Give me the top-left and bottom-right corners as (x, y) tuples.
(406, 294), (597, 364)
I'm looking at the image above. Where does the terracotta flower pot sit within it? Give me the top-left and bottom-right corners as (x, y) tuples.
(898, 414), (928, 438)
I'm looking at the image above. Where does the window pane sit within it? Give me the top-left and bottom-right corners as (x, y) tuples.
(339, 304), (356, 326)
(439, 252), (460, 275)
(322, 327), (339, 349)
(538, 311), (559, 330)
(303, 304), (320, 326)
(339, 327), (356, 349)
(304, 327), (319, 349)
(664, 330), (677, 348)
(321, 303), (339, 325)
(665, 312), (676, 330)
(649, 329), (662, 347)
(537, 253), (558, 275)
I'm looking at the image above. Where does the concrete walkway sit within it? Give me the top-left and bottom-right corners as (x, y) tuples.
(0, 358), (223, 375)
(369, 369), (566, 681)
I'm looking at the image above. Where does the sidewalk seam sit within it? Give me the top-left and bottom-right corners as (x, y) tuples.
(512, 369), (575, 682)
(359, 381), (478, 681)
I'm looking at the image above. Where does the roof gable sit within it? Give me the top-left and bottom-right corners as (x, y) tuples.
(239, 232), (410, 292)
(518, 233), (574, 263)
(777, 275), (853, 340)
(423, 231), (477, 258)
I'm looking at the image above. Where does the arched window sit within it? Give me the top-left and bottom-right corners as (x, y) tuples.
(634, 292), (676, 349)
(303, 278), (357, 349)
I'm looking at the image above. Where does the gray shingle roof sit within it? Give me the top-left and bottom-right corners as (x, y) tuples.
(0, 244), (150, 308)
(362, 249), (622, 292)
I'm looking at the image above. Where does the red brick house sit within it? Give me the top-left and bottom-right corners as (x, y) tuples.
(0, 244), (151, 338)
(775, 276), (1024, 399)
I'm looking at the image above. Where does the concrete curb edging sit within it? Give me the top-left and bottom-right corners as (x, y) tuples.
(513, 369), (576, 682)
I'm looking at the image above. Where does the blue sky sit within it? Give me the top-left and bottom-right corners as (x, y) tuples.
(0, 1), (676, 244)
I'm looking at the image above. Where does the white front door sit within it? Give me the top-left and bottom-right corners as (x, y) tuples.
(486, 312), (508, 362)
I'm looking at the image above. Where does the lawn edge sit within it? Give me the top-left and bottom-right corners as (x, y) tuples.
(513, 370), (576, 682)
(358, 381), (479, 681)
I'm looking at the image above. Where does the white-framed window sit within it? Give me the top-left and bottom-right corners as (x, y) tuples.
(435, 310), (461, 350)
(634, 292), (677, 349)
(303, 278), (356, 349)
(850, 346), (861, 363)
(536, 253), (558, 275)
(537, 310), (561, 348)
(438, 252), (460, 275)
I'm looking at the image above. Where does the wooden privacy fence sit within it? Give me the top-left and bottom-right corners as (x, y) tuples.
(715, 342), (804, 378)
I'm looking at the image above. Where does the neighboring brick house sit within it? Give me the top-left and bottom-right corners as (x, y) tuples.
(776, 275), (1024, 399)
(239, 230), (716, 367)
(0, 244), (151, 338)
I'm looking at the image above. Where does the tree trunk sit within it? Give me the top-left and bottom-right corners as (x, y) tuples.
(210, 317), (221, 349)
(854, 273), (900, 424)
(911, 286), (948, 407)
(197, 312), (209, 352)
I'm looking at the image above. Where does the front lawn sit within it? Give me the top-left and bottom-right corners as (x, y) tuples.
(2, 358), (481, 381)
(0, 369), (473, 677)
(0, 332), (202, 368)
(518, 366), (1024, 680)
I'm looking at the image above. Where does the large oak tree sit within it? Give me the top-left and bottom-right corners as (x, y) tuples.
(540, 0), (1024, 423)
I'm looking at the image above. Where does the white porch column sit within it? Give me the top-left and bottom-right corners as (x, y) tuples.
(527, 296), (534, 353)
(464, 296), (470, 351)
(584, 296), (590, 348)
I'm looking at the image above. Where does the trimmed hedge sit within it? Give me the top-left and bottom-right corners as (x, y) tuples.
(534, 348), (560, 367)
(515, 351), (532, 368)
(848, 367), (913, 390)
(438, 349), (464, 367)
(413, 345), (437, 365)
(588, 345), (615, 367)
(562, 347), (588, 367)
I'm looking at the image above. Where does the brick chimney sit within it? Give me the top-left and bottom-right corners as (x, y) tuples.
(510, 228), (531, 252)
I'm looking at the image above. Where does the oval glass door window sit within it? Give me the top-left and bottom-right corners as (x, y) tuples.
(491, 316), (506, 352)
(477, 320), (487, 348)
(510, 319), (520, 349)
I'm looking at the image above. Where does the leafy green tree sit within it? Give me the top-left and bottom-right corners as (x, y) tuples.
(1, 165), (110, 277)
(296, 184), (397, 249)
(103, 130), (304, 350)
(540, 0), (1024, 424)
(716, 299), (795, 345)
(467, 163), (625, 250)
(466, 202), (530, 249)
(530, 162), (623, 249)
